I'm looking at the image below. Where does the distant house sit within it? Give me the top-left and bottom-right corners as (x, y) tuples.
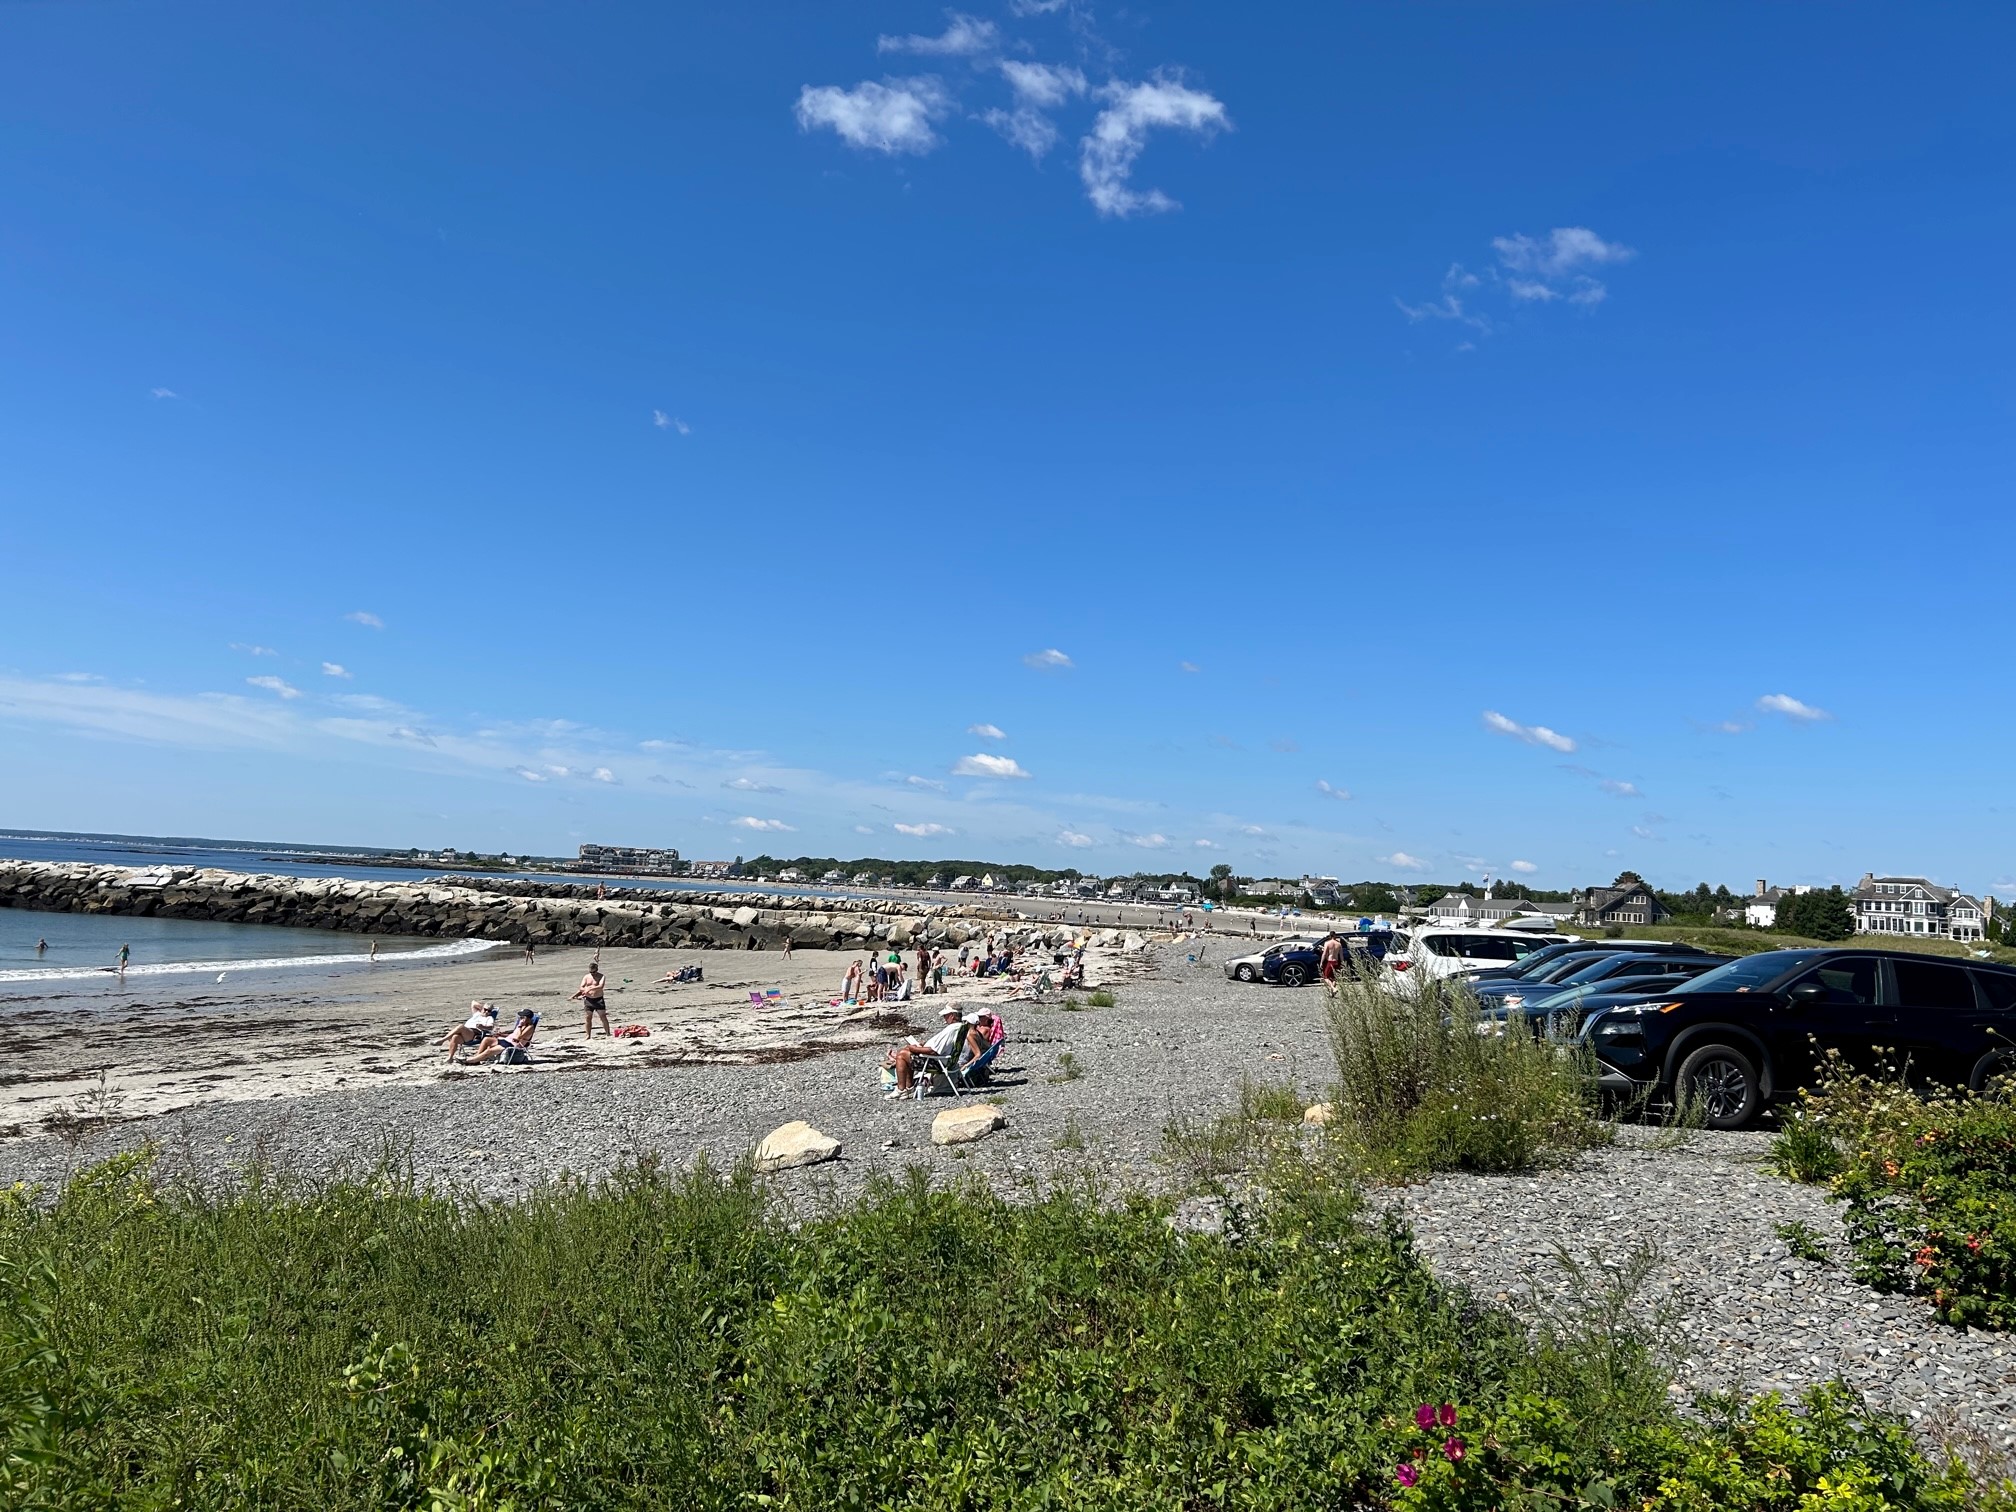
(927, 873), (950, 889)
(1853, 873), (1988, 941)
(1247, 879), (1299, 900)
(1745, 881), (1791, 929)
(1575, 880), (1669, 928)
(820, 869), (844, 883)
(1425, 893), (1545, 925)
(949, 875), (977, 891)
(687, 860), (734, 880)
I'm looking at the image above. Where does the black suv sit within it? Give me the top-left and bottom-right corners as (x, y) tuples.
(1578, 947), (2016, 1129)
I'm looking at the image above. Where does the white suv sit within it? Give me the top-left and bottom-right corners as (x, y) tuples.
(1385, 927), (1566, 988)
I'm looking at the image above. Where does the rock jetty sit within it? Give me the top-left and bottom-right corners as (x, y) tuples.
(0, 860), (1133, 954)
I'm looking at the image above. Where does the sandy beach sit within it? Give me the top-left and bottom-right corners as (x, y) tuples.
(0, 939), (1158, 1138)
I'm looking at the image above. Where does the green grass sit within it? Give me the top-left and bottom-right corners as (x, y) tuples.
(3, 1148), (2002, 1510)
(1085, 989), (1117, 1008)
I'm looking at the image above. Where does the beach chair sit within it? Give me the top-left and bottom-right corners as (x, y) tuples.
(497, 1013), (540, 1066)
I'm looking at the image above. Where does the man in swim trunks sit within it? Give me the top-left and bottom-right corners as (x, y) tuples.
(572, 961), (612, 1037)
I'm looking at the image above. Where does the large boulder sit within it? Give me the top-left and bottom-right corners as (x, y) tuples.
(753, 1121), (841, 1172)
(931, 1104), (1004, 1146)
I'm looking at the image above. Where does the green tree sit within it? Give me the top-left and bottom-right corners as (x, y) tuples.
(1778, 888), (1853, 941)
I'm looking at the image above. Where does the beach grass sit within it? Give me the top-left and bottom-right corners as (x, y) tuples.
(2, 1146), (1996, 1509)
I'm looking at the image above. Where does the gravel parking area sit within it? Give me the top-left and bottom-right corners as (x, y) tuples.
(7, 943), (2012, 1448)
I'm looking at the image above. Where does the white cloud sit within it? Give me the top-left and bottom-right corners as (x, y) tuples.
(983, 61), (1088, 159)
(653, 410), (692, 435)
(731, 816), (796, 832)
(877, 12), (998, 56)
(1482, 710), (1576, 753)
(345, 611), (385, 629)
(1080, 76), (1229, 217)
(1010, 0), (1068, 13)
(904, 773), (949, 791)
(229, 643), (276, 657)
(545, 765), (571, 778)
(321, 662), (351, 679)
(1179, 660), (1200, 673)
(1631, 824), (1659, 841)
(854, 824), (876, 834)
(1493, 227), (1634, 280)
(1236, 824), (1266, 836)
(954, 753), (1031, 779)
(1379, 851), (1432, 873)
(1057, 830), (1095, 848)
(1510, 860), (1538, 874)
(1315, 779), (1351, 801)
(150, 387), (178, 399)
(1599, 779), (1642, 798)
(52, 672), (103, 683)
(1001, 60), (1086, 108)
(725, 777), (784, 793)
(895, 821), (954, 837)
(1023, 647), (1073, 670)
(590, 767), (617, 783)
(1127, 832), (1170, 849)
(514, 767), (547, 783)
(1490, 227), (1634, 306)
(1194, 839), (1217, 848)
(967, 722), (1006, 740)
(246, 675), (301, 700)
(1713, 720), (1747, 734)
(796, 77), (951, 155)
(1757, 693), (1831, 722)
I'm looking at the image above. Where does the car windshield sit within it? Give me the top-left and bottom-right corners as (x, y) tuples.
(1670, 950), (1825, 995)
(1501, 943), (1584, 978)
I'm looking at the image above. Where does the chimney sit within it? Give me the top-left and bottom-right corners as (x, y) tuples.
(1755, 879), (1767, 897)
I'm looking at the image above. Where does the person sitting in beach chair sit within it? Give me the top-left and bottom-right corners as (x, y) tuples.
(439, 1002), (497, 1063)
(884, 1005), (980, 1100)
(957, 1011), (1005, 1085)
(472, 1009), (540, 1065)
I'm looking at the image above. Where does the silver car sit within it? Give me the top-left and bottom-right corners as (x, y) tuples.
(1223, 937), (1320, 983)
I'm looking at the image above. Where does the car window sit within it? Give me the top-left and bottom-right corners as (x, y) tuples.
(1785, 957), (1879, 1006)
(1893, 959), (1977, 1011)
(1680, 951), (1826, 994)
(1537, 953), (1610, 982)
(1971, 970), (2016, 1012)
(1467, 937), (1524, 961)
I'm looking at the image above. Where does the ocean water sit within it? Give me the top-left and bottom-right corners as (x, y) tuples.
(0, 906), (490, 983)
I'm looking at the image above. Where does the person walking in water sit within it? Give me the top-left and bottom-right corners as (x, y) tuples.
(117, 942), (130, 973)
(35, 938), (47, 955)
(572, 961), (612, 1038)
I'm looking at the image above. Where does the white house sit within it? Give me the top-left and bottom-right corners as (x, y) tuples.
(1851, 873), (1989, 941)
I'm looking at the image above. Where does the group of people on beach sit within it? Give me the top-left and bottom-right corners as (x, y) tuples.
(882, 1004), (1004, 1097)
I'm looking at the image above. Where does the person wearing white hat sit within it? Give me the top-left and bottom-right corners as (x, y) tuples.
(884, 1003), (975, 1099)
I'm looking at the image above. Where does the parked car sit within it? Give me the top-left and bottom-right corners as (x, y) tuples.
(1256, 932), (1405, 987)
(1385, 927), (1567, 985)
(1574, 947), (2016, 1130)
(1477, 953), (1734, 1018)
(1223, 937), (1321, 983)
(1459, 939), (1708, 990)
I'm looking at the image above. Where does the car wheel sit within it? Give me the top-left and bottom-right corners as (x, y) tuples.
(1970, 1050), (2016, 1099)
(1234, 964), (1256, 982)
(1279, 964), (1308, 988)
(1671, 1042), (1761, 1130)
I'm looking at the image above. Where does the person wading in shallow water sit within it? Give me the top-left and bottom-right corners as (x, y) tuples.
(572, 961), (612, 1037)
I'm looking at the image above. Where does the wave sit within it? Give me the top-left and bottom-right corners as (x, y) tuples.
(0, 936), (500, 984)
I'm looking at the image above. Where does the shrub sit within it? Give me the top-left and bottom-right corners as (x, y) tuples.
(1773, 1066), (2016, 1329)
(1240, 1076), (1306, 1122)
(1, 1149), (2004, 1508)
(1323, 976), (1609, 1178)
(1086, 989), (1117, 1008)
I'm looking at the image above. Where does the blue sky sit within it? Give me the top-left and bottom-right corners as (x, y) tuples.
(2, 2), (2012, 894)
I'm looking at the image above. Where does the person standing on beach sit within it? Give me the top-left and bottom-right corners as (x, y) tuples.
(572, 962), (612, 1037)
(782, 934), (793, 960)
(524, 940), (536, 965)
(370, 940), (379, 962)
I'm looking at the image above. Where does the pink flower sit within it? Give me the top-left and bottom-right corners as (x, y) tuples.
(1414, 1403), (1436, 1430)
(1437, 1403), (1458, 1428)
(1443, 1436), (1467, 1462)
(1395, 1462), (1420, 1488)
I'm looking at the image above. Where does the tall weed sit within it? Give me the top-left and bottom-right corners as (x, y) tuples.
(1323, 976), (1607, 1177)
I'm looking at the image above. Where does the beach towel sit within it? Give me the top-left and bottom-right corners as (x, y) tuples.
(612, 1024), (651, 1038)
